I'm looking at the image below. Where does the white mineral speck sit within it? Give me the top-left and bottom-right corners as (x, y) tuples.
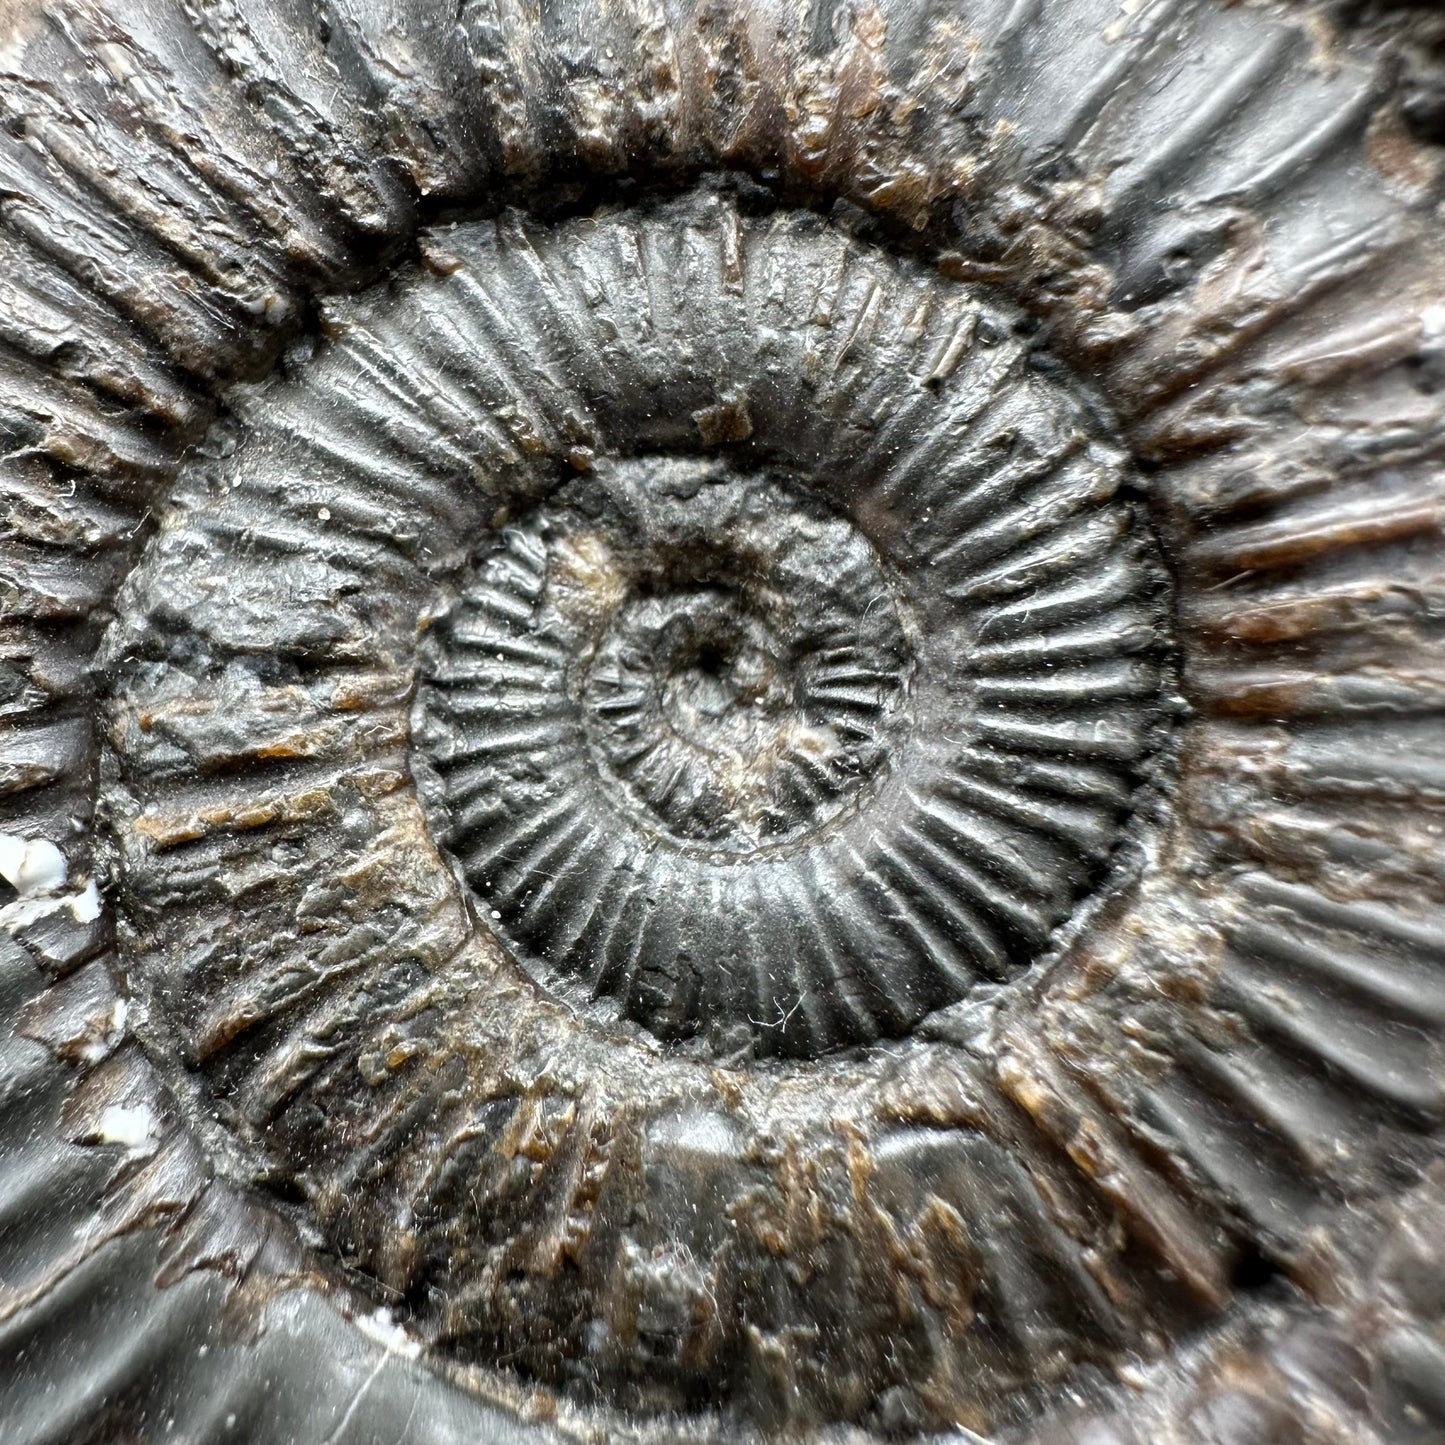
(97, 1103), (155, 1150)
(0, 834), (67, 896)
(71, 878), (102, 923)
(355, 1308), (422, 1359)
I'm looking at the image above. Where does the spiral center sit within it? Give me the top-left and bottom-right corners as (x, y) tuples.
(598, 591), (795, 836)
(422, 458), (910, 869)
(585, 535), (906, 852)
(658, 609), (780, 725)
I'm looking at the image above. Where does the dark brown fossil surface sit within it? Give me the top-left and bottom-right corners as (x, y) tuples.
(2, 1), (1445, 1442)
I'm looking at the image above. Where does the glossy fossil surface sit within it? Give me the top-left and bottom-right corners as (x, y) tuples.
(2, 1), (1445, 1443)
(399, 201), (1171, 1058)
(99, 191), (1181, 1418)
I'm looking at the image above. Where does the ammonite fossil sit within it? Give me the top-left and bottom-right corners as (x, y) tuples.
(3, 1), (1445, 1441)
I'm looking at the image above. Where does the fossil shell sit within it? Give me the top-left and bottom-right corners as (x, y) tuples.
(395, 199), (1172, 1057)
(2, 1), (1445, 1442)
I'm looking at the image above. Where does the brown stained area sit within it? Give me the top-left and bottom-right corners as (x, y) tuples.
(1191, 497), (1444, 576)
(1110, 219), (1284, 434)
(1368, 101), (1445, 201)
(1191, 721), (1445, 818)
(547, 532), (628, 634)
(996, 1027), (1232, 1314)
(663, 0), (1117, 323)
(1189, 664), (1445, 721)
(1185, 731), (1445, 912)
(19, 956), (124, 1065)
(842, 1129), (981, 1336)
(1187, 573), (1445, 649)
(692, 388), (754, 444)
(1269, 311), (1428, 393)
(482, 1094), (634, 1280)
(134, 700), (409, 767)
(129, 787), (337, 851)
(874, 1049), (989, 1131)
(731, 1138), (832, 1269)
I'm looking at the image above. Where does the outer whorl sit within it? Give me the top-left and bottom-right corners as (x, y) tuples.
(2, 2), (1445, 1443)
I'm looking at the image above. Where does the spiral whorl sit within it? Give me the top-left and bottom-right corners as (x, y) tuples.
(404, 199), (1172, 1057)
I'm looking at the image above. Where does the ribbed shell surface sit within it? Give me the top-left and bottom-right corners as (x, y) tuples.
(2, 2), (1445, 1442)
